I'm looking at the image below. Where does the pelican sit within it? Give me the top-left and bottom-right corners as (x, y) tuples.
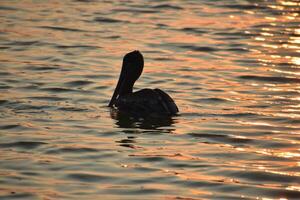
(108, 50), (178, 116)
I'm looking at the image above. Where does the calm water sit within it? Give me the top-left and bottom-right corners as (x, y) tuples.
(1, 0), (300, 199)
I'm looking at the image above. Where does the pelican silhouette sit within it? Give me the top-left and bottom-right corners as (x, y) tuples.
(108, 50), (178, 116)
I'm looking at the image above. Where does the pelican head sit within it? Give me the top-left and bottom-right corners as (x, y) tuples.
(109, 50), (144, 107)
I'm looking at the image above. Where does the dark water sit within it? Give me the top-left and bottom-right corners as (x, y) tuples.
(1, 0), (300, 199)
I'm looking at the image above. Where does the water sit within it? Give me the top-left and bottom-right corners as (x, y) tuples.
(0, 0), (299, 199)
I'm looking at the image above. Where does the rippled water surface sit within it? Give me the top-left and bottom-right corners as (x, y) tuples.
(1, 0), (300, 199)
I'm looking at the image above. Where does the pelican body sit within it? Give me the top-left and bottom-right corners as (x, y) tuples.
(108, 51), (178, 116)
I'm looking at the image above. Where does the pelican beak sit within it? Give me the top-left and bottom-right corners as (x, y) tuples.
(108, 71), (126, 107)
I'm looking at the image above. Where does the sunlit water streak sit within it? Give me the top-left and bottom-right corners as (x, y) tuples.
(0, 0), (299, 199)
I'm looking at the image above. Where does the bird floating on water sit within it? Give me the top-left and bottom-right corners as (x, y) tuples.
(108, 50), (178, 116)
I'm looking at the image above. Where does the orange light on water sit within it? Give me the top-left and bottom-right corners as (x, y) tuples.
(280, 1), (300, 6)
(291, 57), (300, 66)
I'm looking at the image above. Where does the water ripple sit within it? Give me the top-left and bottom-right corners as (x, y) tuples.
(150, 4), (183, 10)
(1, 0), (299, 199)
(0, 141), (47, 149)
(239, 75), (300, 83)
(66, 173), (113, 182)
(94, 17), (127, 23)
(38, 26), (87, 32)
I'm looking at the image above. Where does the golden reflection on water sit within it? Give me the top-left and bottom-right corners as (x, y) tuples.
(0, 0), (300, 199)
(292, 57), (300, 66)
(249, 3), (299, 73)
